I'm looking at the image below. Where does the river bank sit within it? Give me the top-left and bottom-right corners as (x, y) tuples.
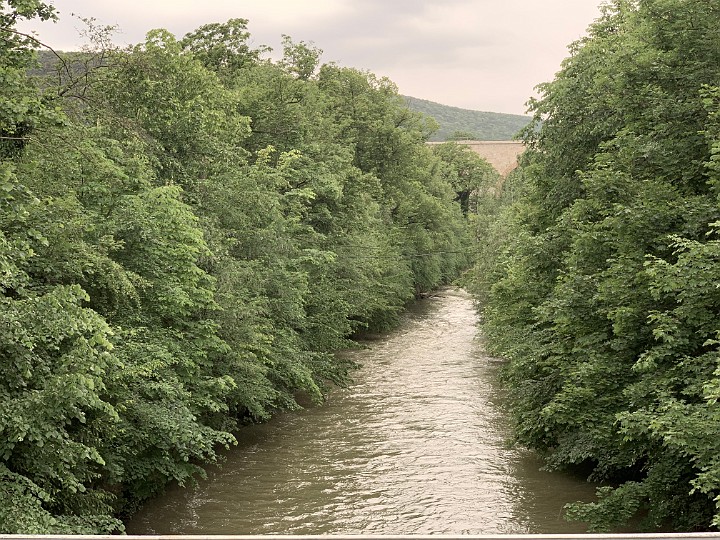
(126, 288), (596, 534)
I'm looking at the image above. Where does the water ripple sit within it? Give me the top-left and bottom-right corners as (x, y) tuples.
(126, 288), (596, 535)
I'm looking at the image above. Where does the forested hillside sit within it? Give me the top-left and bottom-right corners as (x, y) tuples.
(473, 0), (720, 532)
(404, 95), (530, 142)
(0, 2), (495, 533)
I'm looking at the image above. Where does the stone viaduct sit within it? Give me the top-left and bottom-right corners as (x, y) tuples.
(428, 140), (526, 177)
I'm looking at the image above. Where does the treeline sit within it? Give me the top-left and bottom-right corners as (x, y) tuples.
(472, 0), (720, 532)
(0, 1), (494, 533)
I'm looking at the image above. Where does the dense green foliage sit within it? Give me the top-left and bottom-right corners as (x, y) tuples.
(0, 6), (479, 533)
(473, 0), (720, 531)
(404, 95), (530, 142)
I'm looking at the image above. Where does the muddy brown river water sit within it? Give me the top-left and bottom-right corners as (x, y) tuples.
(126, 288), (596, 535)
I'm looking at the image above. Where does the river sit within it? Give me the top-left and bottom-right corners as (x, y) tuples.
(126, 288), (596, 535)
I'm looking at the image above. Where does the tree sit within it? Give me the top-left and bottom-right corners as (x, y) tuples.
(1, 11), (478, 531)
(280, 34), (322, 80)
(431, 141), (499, 214)
(0, 0), (60, 157)
(477, 0), (720, 531)
(180, 18), (267, 74)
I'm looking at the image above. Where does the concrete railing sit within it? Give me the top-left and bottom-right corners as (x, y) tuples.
(3, 534), (720, 540)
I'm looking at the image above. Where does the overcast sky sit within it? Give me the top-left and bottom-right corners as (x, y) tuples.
(18, 0), (605, 116)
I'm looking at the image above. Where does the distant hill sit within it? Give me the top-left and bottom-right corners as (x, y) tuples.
(403, 96), (531, 142)
(30, 52), (530, 142)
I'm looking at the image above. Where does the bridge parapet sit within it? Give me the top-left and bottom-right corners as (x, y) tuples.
(4, 533), (720, 540)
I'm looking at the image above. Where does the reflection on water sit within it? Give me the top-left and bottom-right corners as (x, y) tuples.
(126, 288), (596, 535)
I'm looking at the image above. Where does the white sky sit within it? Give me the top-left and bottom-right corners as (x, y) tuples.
(17, 0), (605, 115)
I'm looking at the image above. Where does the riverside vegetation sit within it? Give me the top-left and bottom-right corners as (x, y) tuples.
(0, 1), (498, 533)
(471, 0), (720, 532)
